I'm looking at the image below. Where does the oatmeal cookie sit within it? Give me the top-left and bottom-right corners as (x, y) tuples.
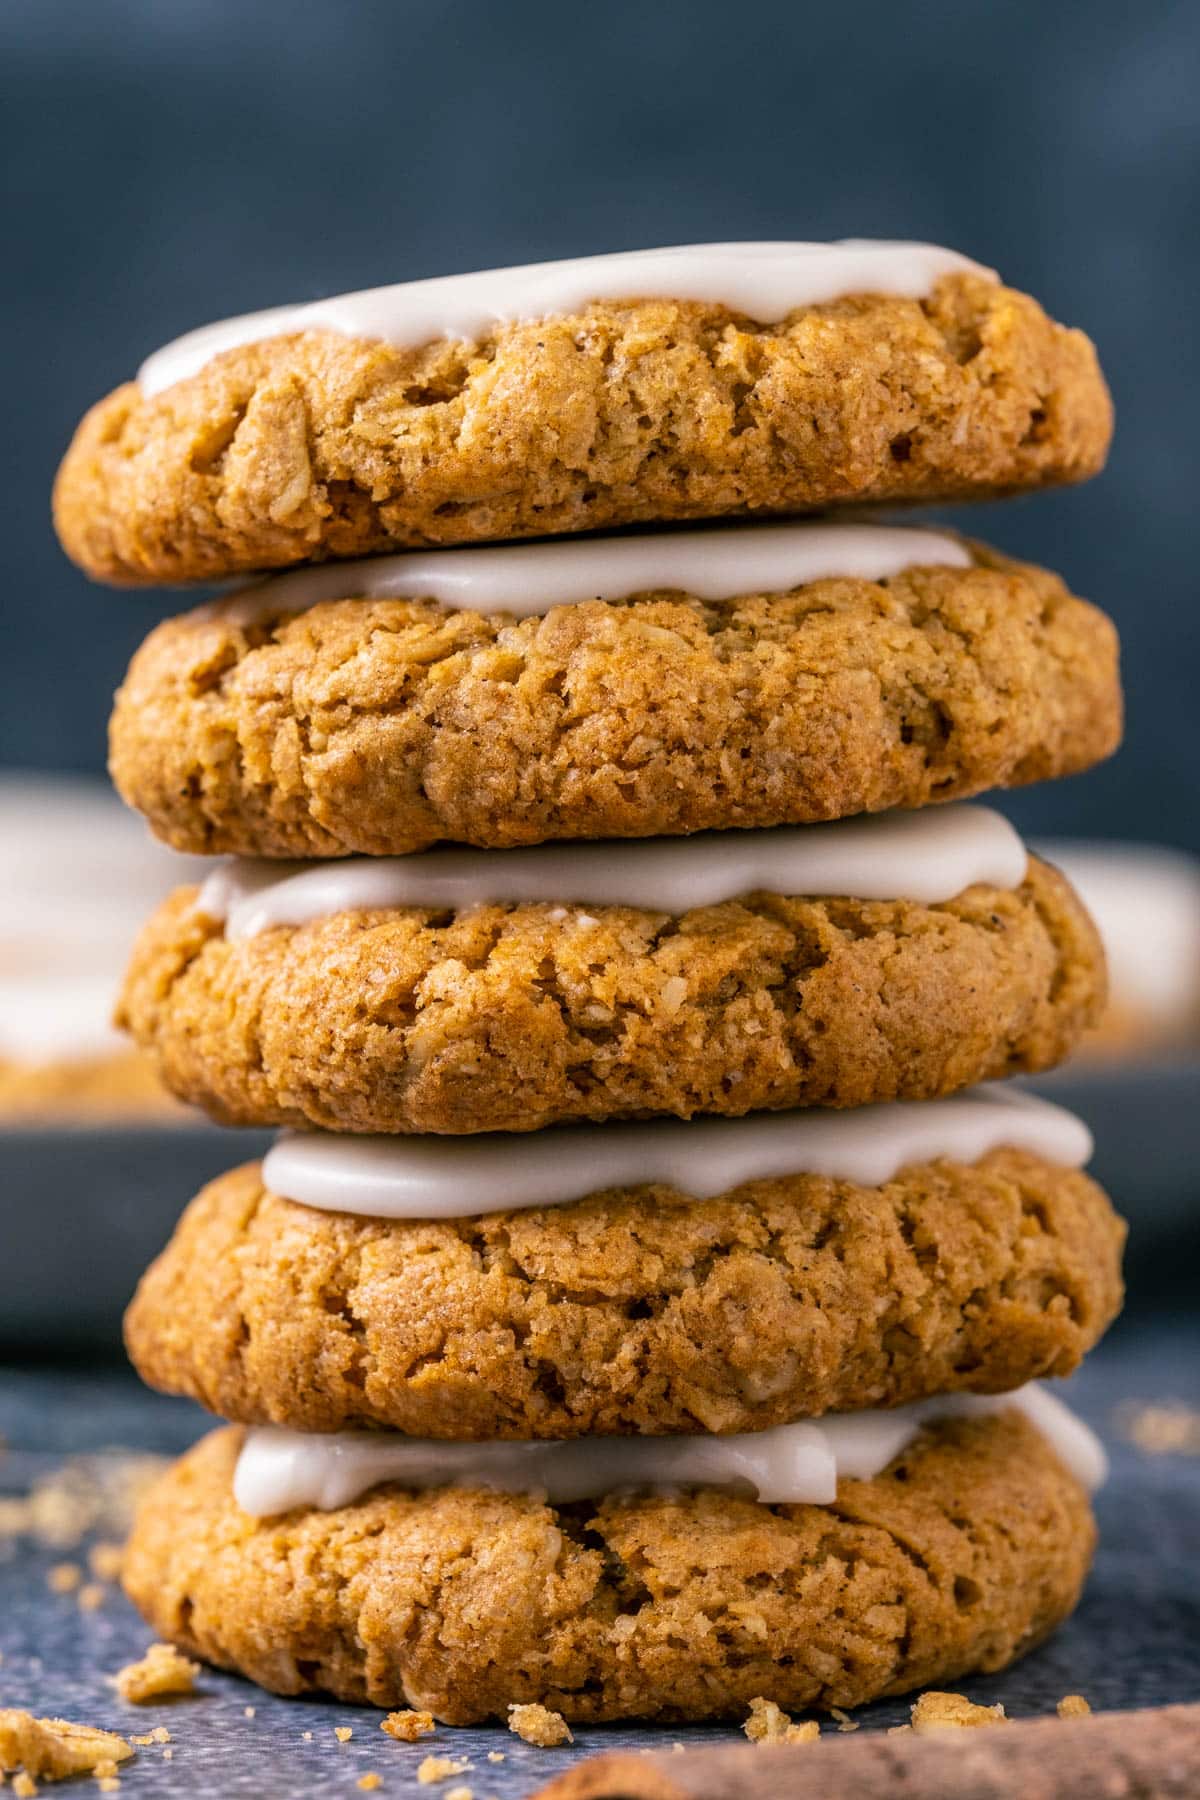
(125, 1152), (1123, 1438)
(56, 275), (1110, 585)
(116, 858), (1105, 1133)
(121, 1414), (1095, 1722)
(107, 544), (1120, 858)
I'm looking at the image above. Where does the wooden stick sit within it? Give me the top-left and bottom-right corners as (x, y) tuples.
(530, 1703), (1200, 1800)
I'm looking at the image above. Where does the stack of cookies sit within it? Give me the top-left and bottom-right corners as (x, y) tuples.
(54, 241), (1127, 1726)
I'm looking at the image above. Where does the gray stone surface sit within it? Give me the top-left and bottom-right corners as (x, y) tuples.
(1, 1320), (1197, 1797)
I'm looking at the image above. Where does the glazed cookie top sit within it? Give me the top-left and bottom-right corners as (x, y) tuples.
(138, 241), (995, 396)
(55, 244), (1111, 584)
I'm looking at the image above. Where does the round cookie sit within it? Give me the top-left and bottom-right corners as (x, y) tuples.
(125, 1150), (1124, 1438)
(107, 542), (1120, 859)
(116, 856), (1106, 1134)
(121, 1413), (1096, 1721)
(55, 262), (1111, 587)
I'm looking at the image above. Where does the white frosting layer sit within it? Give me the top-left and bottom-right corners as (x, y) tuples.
(216, 521), (972, 626)
(1036, 841), (1200, 1029)
(138, 240), (994, 396)
(198, 804), (1028, 939)
(232, 1385), (1106, 1517)
(262, 1087), (1092, 1223)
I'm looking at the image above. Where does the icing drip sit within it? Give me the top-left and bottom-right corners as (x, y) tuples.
(232, 1385), (1106, 1517)
(260, 1087), (1093, 1223)
(139, 240), (994, 395)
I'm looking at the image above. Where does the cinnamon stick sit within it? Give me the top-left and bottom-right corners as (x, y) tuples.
(531, 1702), (1200, 1800)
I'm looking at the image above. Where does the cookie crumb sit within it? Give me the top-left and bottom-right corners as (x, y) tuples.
(130, 1730), (170, 1748)
(97, 1779), (120, 1794)
(162, 1748), (173, 1762)
(300, 1731), (312, 1743)
(113, 1643), (199, 1703)
(381, 1710), (435, 1743)
(47, 1562), (82, 1594)
(507, 1703), (572, 1747)
(1057, 1694), (1092, 1719)
(88, 1544), (125, 1583)
(830, 1706), (859, 1733)
(0, 1711), (133, 1783)
(445, 1789), (473, 1800)
(743, 1697), (819, 1744)
(357, 1778), (382, 1793)
(13, 1775), (39, 1798)
(416, 1754), (469, 1784)
(1115, 1401), (1200, 1456)
(486, 1750), (505, 1763)
(77, 1584), (107, 1613)
(909, 1691), (1008, 1733)
(243, 1707), (256, 1720)
(334, 1726), (353, 1743)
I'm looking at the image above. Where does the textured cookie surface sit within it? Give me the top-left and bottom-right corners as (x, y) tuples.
(56, 275), (1110, 585)
(108, 544), (1120, 858)
(122, 1415), (1095, 1722)
(125, 1152), (1124, 1438)
(117, 857), (1106, 1133)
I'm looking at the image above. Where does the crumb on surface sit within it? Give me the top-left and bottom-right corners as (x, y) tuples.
(486, 1750), (505, 1762)
(908, 1691), (1008, 1734)
(444, 1787), (472, 1800)
(334, 1726), (352, 1743)
(507, 1703), (572, 1747)
(77, 1583), (107, 1613)
(243, 1707), (256, 1720)
(300, 1731), (312, 1743)
(13, 1774), (39, 1797)
(0, 1454), (166, 1550)
(47, 1562), (82, 1593)
(381, 1709), (435, 1743)
(1115, 1401), (1200, 1456)
(130, 1730), (169, 1748)
(829, 1705), (859, 1732)
(1057, 1694), (1092, 1719)
(97, 1779), (120, 1794)
(0, 1711), (133, 1782)
(88, 1543), (126, 1583)
(743, 1696), (819, 1744)
(113, 1643), (198, 1703)
(357, 1777), (382, 1793)
(416, 1753), (470, 1784)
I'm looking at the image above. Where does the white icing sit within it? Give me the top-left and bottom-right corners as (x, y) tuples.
(1036, 841), (1200, 1029)
(138, 240), (995, 396)
(231, 1385), (1106, 1517)
(199, 804), (1028, 938)
(214, 521), (972, 627)
(261, 1087), (1092, 1223)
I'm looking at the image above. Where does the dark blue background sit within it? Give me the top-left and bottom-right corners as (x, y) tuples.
(4, 0), (1197, 845)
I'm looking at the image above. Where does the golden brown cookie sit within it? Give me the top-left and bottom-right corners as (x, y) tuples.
(125, 1151), (1123, 1438)
(121, 1413), (1095, 1721)
(117, 857), (1105, 1133)
(55, 274), (1110, 587)
(108, 543), (1120, 858)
